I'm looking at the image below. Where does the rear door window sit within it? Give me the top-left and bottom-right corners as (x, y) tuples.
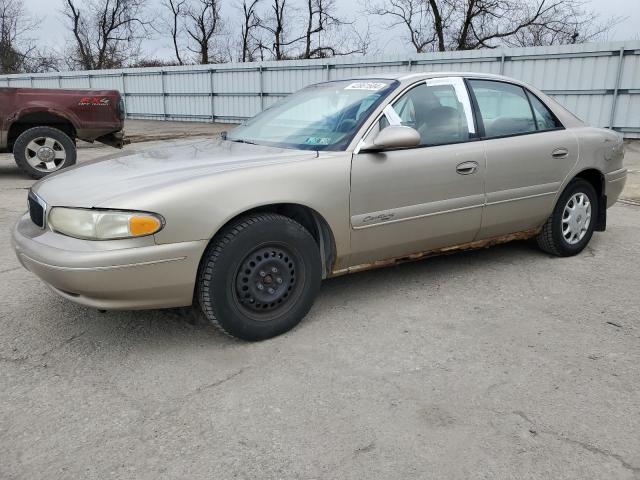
(468, 80), (537, 138)
(526, 91), (563, 131)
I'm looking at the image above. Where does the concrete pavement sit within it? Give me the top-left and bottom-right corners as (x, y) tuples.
(1, 122), (639, 479)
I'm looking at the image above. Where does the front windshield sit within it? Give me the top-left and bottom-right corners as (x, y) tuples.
(227, 79), (398, 151)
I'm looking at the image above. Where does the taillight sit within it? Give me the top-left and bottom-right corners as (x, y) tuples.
(118, 97), (126, 119)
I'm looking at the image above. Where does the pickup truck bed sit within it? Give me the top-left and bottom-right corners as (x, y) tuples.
(0, 87), (126, 178)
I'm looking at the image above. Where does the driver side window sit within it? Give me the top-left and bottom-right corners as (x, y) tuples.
(379, 78), (476, 146)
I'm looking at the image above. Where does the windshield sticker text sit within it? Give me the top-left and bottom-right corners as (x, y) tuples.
(345, 82), (387, 91)
(304, 137), (331, 145)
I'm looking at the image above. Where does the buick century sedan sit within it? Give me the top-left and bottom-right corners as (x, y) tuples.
(13, 73), (627, 340)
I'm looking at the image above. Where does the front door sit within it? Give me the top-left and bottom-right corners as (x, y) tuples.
(349, 77), (486, 267)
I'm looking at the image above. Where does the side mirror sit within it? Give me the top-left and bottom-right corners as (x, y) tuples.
(360, 125), (420, 152)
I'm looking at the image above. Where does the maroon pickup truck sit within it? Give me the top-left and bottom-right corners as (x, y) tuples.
(0, 87), (126, 178)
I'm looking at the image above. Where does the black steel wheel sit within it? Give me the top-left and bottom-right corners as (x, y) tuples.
(233, 244), (302, 318)
(197, 213), (321, 341)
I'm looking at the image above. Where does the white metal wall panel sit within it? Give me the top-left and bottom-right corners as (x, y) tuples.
(32, 77), (60, 88)
(126, 95), (163, 116)
(90, 75), (124, 91)
(613, 93), (640, 129)
(6, 78), (32, 87)
(165, 71), (210, 93)
(59, 76), (89, 89)
(552, 93), (613, 127)
(215, 95), (260, 119)
(166, 95), (210, 119)
(214, 69), (260, 94)
(2, 41), (639, 134)
(125, 73), (162, 94)
(619, 51), (640, 90)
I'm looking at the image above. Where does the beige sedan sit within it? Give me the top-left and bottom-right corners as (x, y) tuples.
(13, 73), (627, 340)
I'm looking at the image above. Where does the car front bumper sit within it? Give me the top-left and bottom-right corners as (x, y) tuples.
(12, 213), (208, 310)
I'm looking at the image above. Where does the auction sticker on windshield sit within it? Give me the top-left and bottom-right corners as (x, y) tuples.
(345, 82), (388, 91)
(304, 136), (332, 145)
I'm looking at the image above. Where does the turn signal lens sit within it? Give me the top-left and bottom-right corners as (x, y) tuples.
(129, 215), (162, 236)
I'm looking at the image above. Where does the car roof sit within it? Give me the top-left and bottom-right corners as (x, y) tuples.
(345, 71), (515, 83)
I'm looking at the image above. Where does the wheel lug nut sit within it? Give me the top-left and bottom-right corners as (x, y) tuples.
(256, 283), (264, 290)
(276, 277), (283, 284)
(267, 288), (275, 294)
(271, 267), (278, 273)
(259, 271), (266, 277)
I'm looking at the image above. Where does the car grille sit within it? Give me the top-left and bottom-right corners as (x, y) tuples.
(28, 192), (45, 228)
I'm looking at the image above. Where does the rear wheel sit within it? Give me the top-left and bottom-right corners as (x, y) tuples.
(196, 213), (322, 341)
(536, 178), (598, 256)
(13, 126), (76, 179)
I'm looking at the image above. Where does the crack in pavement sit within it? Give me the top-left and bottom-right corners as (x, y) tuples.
(195, 367), (246, 393)
(0, 266), (22, 274)
(512, 410), (640, 474)
(40, 330), (89, 360)
(0, 355), (29, 364)
(1, 330), (90, 369)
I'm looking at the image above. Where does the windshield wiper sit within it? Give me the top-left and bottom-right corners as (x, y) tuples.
(228, 138), (257, 145)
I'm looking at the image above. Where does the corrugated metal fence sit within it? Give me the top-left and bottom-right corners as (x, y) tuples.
(1, 41), (640, 136)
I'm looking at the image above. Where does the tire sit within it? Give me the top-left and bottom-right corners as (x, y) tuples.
(536, 178), (598, 257)
(13, 126), (76, 179)
(196, 213), (322, 341)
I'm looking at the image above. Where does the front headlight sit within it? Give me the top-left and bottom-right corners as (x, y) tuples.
(48, 207), (164, 240)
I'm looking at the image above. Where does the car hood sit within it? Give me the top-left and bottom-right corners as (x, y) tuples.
(33, 138), (318, 208)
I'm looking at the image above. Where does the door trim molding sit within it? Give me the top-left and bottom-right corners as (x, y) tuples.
(485, 182), (560, 206)
(351, 194), (484, 229)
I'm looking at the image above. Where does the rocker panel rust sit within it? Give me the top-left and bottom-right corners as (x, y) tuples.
(331, 227), (540, 276)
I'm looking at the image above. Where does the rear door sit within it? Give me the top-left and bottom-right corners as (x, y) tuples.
(349, 77), (486, 266)
(467, 79), (578, 239)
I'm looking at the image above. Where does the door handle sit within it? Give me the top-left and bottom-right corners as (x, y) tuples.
(552, 148), (569, 158)
(456, 161), (478, 175)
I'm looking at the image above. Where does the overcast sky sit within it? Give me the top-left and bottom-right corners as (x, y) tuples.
(24, 0), (640, 63)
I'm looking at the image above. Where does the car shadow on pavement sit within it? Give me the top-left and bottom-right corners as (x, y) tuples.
(16, 237), (571, 355)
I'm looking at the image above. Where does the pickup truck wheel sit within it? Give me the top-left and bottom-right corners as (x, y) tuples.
(536, 178), (598, 256)
(13, 126), (76, 179)
(197, 213), (322, 341)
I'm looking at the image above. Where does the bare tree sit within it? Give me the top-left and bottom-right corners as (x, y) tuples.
(185, 0), (225, 64)
(500, 0), (621, 46)
(364, 0), (449, 53)
(365, 0), (619, 52)
(0, 0), (56, 73)
(162, 0), (187, 65)
(451, 0), (621, 50)
(259, 0), (305, 60)
(63, 0), (151, 70)
(239, 0), (262, 61)
(300, 0), (369, 58)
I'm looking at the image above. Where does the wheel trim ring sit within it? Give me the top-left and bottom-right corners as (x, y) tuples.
(24, 137), (67, 172)
(231, 242), (306, 322)
(561, 192), (592, 245)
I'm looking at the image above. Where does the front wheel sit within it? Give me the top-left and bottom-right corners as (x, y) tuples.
(196, 213), (322, 341)
(536, 178), (598, 256)
(13, 126), (77, 179)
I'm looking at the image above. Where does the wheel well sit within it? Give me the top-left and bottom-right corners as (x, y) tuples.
(8, 113), (76, 149)
(575, 168), (606, 231)
(220, 204), (337, 278)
